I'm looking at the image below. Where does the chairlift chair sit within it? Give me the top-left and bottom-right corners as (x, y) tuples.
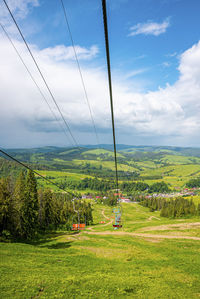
(71, 215), (86, 231)
(112, 206), (122, 229)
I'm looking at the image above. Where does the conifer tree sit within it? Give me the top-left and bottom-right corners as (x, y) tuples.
(22, 170), (39, 238)
(197, 204), (200, 216)
(0, 177), (18, 237)
(43, 189), (54, 228)
(14, 171), (26, 236)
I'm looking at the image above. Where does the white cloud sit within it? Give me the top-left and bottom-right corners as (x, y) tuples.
(39, 45), (99, 62)
(1, 31), (200, 147)
(0, 0), (39, 35)
(166, 52), (177, 57)
(162, 61), (171, 67)
(124, 68), (148, 79)
(129, 18), (170, 37)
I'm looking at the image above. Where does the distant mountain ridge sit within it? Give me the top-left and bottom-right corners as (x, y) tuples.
(3, 144), (200, 157)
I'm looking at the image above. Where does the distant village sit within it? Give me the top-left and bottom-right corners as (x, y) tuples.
(81, 187), (199, 203)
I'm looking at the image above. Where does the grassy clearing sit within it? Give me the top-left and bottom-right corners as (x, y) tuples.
(160, 154), (200, 165)
(138, 164), (200, 188)
(36, 170), (93, 181)
(1, 202), (200, 298)
(82, 149), (124, 158)
(73, 159), (138, 172)
(34, 171), (95, 193)
(134, 160), (158, 169)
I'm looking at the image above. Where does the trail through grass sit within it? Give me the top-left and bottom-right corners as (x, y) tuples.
(1, 203), (200, 298)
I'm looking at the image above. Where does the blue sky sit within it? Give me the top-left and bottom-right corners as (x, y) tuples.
(1, 0), (200, 148)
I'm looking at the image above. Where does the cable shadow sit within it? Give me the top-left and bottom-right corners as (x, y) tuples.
(43, 241), (72, 250)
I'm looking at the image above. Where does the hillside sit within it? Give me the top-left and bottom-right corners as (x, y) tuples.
(1, 202), (200, 298)
(2, 145), (200, 192)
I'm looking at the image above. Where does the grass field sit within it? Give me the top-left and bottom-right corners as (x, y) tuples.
(73, 159), (138, 172)
(1, 202), (200, 298)
(35, 171), (95, 193)
(34, 162), (200, 191)
(82, 149), (125, 158)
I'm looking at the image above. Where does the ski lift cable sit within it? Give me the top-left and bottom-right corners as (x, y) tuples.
(0, 149), (85, 228)
(0, 22), (74, 147)
(3, 0), (80, 148)
(0, 149), (74, 195)
(101, 0), (119, 193)
(60, 0), (100, 147)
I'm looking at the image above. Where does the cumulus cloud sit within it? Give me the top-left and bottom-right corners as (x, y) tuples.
(0, 0), (39, 23)
(162, 61), (171, 67)
(39, 45), (99, 62)
(124, 68), (148, 79)
(129, 18), (170, 37)
(1, 28), (200, 147)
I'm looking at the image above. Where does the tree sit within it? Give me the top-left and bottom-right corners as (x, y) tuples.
(0, 177), (13, 234)
(196, 204), (200, 216)
(43, 189), (55, 228)
(13, 171), (26, 237)
(22, 170), (39, 238)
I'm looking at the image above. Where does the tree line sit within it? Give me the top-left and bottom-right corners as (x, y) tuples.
(139, 196), (200, 218)
(0, 171), (93, 240)
(59, 177), (170, 194)
(186, 177), (200, 188)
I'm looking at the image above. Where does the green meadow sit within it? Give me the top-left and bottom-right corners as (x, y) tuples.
(1, 202), (200, 298)
(5, 146), (200, 192)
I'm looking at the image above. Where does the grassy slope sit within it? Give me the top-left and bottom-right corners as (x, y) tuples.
(1, 203), (200, 298)
(37, 151), (200, 189)
(3, 148), (200, 191)
(82, 148), (124, 158)
(35, 171), (95, 193)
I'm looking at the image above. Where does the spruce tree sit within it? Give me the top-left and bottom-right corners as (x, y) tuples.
(43, 189), (54, 228)
(14, 171), (26, 237)
(22, 170), (39, 239)
(0, 177), (16, 237)
(0, 178), (11, 233)
(197, 204), (200, 216)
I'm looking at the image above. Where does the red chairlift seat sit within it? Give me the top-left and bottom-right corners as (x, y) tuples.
(79, 223), (86, 230)
(72, 223), (86, 231)
(113, 224), (122, 228)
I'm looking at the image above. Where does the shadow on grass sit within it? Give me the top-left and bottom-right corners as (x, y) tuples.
(22, 231), (79, 247)
(44, 241), (72, 249)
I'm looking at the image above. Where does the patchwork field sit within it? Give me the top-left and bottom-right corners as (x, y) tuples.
(1, 202), (200, 298)
(3, 146), (200, 192)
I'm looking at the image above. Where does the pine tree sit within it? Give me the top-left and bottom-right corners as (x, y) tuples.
(189, 199), (196, 216)
(43, 189), (54, 228)
(160, 201), (169, 217)
(13, 171), (26, 237)
(0, 178), (11, 233)
(197, 204), (200, 216)
(0, 177), (16, 237)
(22, 170), (39, 239)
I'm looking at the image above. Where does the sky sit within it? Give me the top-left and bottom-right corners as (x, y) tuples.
(1, 0), (200, 148)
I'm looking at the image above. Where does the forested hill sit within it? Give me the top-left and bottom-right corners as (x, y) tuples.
(2, 145), (200, 191)
(3, 144), (200, 161)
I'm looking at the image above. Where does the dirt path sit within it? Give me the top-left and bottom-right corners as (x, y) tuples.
(147, 216), (161, 221)
(102, 209), (110, 220)
(100, 210), (113, 227)
(87, 210), (113, 231)
(85, 230), (200, 241)
(138, 222), (200, 232)
(134, 203), (160, 222)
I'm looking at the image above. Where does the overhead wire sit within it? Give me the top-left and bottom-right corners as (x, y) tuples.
(0, 149), (73, 195)
(59, 0), (100, 147)
(59, 0), (101, 223)
(101, 0), (119, 192)
(2, 0), (80, 148)
(0, 22), (73, 146)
